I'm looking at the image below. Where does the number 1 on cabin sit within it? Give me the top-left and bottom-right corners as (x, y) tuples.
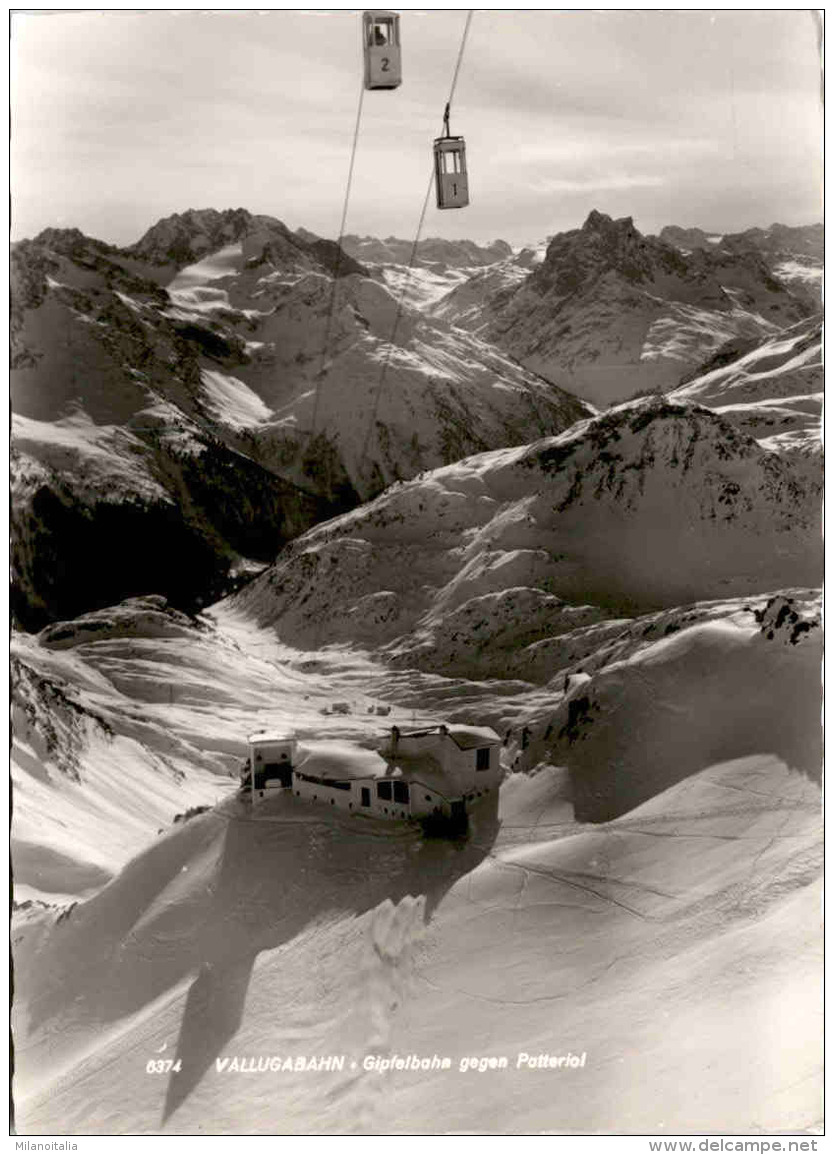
(433, 103), (469, 210)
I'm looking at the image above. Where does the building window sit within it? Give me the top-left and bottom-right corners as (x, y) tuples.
(393, 781), (409, 805)
(377, 781), (393, 801)
(476, 747), (491, 771)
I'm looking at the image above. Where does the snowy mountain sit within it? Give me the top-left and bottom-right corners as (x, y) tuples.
(11, 211), (590, 626)
(431, 210), (813, 407)
(659, 220), (823, 312)
(11, 208), (822, 1136)
(669, 314), (822, 454)
(10, 247), (332, 630)
(230, 395), (821, 670)
(341, 234), (513, 269)
(722, 221), (823, 261)
(659, 220), (823, 261)
(125, 208), (369, 280)
(337, 235), (522, 312)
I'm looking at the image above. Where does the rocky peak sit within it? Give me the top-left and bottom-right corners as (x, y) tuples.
(123, 207), (367, 280)
(31, 226), (115, 256)
(532, 209), (690, 298)
(721, 222), (823, 260)
(11, 227), (167, 343)
(658, 224), (718, 251)
(582, 208), (635, 236)
(125, 207), (282, 267)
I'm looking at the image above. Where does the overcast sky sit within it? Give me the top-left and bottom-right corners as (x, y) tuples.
(11, 8), (823, 248)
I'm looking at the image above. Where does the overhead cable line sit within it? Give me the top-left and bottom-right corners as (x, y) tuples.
(358, 10), (474, 484)
(307, 77), (366, 444)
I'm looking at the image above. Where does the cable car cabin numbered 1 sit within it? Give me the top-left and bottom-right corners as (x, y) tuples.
(363, 11), (401, 90)
(434, 136), (469, 210)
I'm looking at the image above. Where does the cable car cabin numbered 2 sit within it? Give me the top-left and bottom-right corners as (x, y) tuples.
(363, 11), (401, 90)
(434, 136), (469, 210)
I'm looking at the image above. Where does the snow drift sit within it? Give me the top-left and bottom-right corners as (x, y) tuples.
(526, 594), (821, 821)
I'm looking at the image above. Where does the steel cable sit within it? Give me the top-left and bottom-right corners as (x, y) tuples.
(307, 76), (366, 444)
(357, 10), (475, 486)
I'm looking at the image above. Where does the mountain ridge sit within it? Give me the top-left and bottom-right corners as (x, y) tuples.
(11, 209), (592, 627)
(429, 210), (814, 406)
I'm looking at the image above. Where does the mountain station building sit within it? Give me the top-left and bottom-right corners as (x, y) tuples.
(244, 724), (502, 824)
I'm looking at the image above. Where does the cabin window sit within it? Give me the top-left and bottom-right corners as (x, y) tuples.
(361, 788), (371, 807)
(377, 781), (393, 801)
(441, 151), (464, 176)
(370, 22), (390, 46)
(393, 781), (409, 805)
(476, 747), (491, 771)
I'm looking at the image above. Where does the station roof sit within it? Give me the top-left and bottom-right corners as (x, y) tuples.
(389, 724), (501, 750)
(446, 724), (502, 750)
(295, 740), (388, 782)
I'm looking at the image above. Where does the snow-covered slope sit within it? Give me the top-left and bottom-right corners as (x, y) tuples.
(432, 211), (813, 407)
(191, 260), (589, 498)
(230, 396), (822, 666)
(10, 403), (326, 630)
(668, 315), (822, 454)
(337, 235), (517, 312)
(12, 593), (821, 1133)
(518, 592), (821, 819)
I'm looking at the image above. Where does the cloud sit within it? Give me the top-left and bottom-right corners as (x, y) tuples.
(10, 9), (822, 246)
(532, 175), (668, 195)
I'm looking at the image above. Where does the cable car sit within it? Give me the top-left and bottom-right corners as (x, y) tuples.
(363, 11), (402, 90)
(433, 104), (469, 210)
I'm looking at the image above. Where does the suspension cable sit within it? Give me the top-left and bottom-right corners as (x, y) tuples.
(356, 168), (434, 482)
(357, 10), (474, 485)
(307, 75), (366, 444)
